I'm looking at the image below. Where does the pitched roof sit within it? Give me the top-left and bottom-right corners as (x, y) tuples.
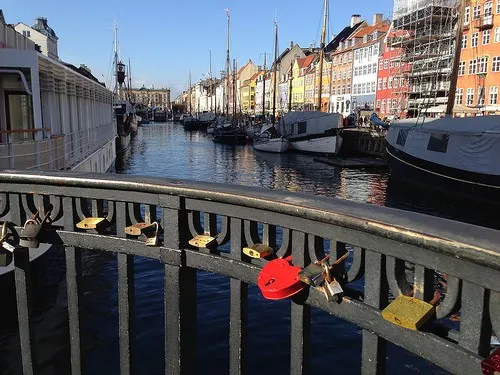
(238, 59), (254, 74)
(249, 71), (262, 81)
(325, 21), (364, 53)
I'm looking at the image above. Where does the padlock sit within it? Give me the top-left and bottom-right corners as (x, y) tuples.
(76, 217), (109, 231)
(481, 348), (500, 375)
(298, 262), (326, 287)
(0, 223), (13, 267)
(381, 295), (435, 330)
(19, 219), (41, 248)
(143, 222), (160, 246)
(124, 222), (157, 236)
(242, 243), (275, 259)
(257, 256), (305, 300)
(19, 207), (53, 249)
(188, 234), (217, 248)
(322, 279), (344, 302)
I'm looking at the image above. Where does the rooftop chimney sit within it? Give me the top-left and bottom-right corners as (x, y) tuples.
(372, 13), (383, 25)
(351, 14), (361, 28)
(290, 41), (294, 49)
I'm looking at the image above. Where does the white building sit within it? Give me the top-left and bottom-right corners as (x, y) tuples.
(15, 18), (58, 60)
(351, 16), (389, 111)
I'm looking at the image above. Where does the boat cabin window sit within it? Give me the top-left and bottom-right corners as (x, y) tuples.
(297, 121), (307, 134)
(427, 133), (449, 153)
(396, 128), (409, 147)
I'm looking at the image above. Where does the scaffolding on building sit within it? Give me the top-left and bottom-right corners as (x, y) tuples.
(389, 0), (458, 117)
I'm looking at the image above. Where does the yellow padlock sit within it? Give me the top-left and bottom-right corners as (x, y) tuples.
(124, 222), (157, 236)
(381, 295), (436, 331)
(76, 217), (109, 231)
(188, 234), (217, 248)
(242, 244), (275, 259)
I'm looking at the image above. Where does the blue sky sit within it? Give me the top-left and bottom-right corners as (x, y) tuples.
(2, 0), (393, 97)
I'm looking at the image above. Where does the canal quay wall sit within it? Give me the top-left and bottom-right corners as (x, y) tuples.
(341, 128), (387, 157)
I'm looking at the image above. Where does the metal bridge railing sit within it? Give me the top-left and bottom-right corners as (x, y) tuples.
(0, 170), (498, 375)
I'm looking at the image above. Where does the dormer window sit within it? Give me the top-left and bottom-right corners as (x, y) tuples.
(363, 35), (367, 43)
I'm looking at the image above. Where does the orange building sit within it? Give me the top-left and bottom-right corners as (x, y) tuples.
(457, 0), (500, 113)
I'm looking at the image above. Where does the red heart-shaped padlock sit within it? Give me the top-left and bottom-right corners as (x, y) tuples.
(482, 348), (500, 375)
(258, 256), (305, 300)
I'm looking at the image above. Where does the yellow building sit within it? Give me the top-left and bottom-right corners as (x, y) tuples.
(291, 55), (316, 110)
(315, 58), (332, 111)
(304, 55), (318, 111)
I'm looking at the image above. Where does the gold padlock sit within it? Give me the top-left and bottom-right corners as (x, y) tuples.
(381, 295), (436, 330)
(243, 243), (275, 259)
(124, 222), (157, 236)
(188, 234), (217, 248)
(76, 217), (109, 231)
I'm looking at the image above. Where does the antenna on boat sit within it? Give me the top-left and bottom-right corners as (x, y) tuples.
(445, 0), (466, 117)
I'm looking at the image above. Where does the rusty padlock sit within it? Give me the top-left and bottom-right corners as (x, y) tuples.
(481, 348), (500, 375)
(143, 222), (160, 246)
(124, 222), (157, 236)
(76, 217), (109, 232)
(257, 256), (306, 300)
(20, 207), (53, 248)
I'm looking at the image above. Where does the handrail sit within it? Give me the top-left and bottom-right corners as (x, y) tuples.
(0, 170), (497, 375)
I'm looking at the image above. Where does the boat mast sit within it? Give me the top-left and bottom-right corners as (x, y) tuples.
(272, 20), (278, 122)
(262, 53), (267, 117)
(288, 59), (293, 112)
(113, 21), (118, 96)
(209, 49), (213, 112)
(233, 59), (237, 119)
(317, 0), (328, 111)
(225, 9), (230, 117)
(189, 71), (192, 114)
(445, 0), (466, 116)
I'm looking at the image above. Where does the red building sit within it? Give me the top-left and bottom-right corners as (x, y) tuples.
(375, 31), (410, 119)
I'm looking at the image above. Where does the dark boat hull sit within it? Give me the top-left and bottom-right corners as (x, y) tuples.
(386, 143), (500, 202)
(183, 120), (201, 131)
(213, 134), (247, 145)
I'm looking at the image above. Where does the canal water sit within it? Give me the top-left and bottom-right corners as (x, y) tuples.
(0, 121), (495, 375)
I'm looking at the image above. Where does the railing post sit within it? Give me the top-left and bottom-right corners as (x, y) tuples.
(116, 201), (136, 375)
(63, 196), (84, 375)
(14, 243), (37, 375)
(361, 250), (387, 375)
(161, 196), (196, 375)
(229, 217), (247, 375)
(290, 231), (310, 375)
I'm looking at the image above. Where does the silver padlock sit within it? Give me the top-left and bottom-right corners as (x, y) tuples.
(0, 222), (13, 267)
(19, 219), (41, 248)
(319, 262), (344, 302)
(142, 222), (160, 246)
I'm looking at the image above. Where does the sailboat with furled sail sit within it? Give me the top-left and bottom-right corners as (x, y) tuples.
(280, 0), (344, 155)
(112, 21), (138, 153)
(253, 20), (289, 153)
(385, 0), (500, 201)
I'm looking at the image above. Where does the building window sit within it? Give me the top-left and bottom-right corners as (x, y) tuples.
(477, 56), (488, 73)
(342, 85), (346, 94)
(22, 30), (31, 37)
(347, 70), (351, 78)
(388, 77), (393, 88)
(383, 77), (387, 89)
(384, 59), (388, 69)
(381, 99), (386, 113)
(472, 32), (479, 47)
(473, 5), (481, 20)
(495, 28), (500, 42)
(379, 60), (384, 70)
(390, 59), (394, 68)
(490, 86), (498, 104)
(492, 56), (500, 71)
(371, 82), (376, 92)
(466, 88), (474, 105)
(362, 83), (366, 94)
(376, 100), (381, 110)
(348, 52), (353, 62)
(392, 98), (397, 110)
(497, 0), (500, 13)
(333, 57), (337, 65)
(347, 85), (351, 94)
(367, 64), (372, 74)
(483, 30), (491, 45)
(373, 63), (377, 72)
(459, 61), (466, 75)
(469, 59), (477, 74)
(485, 1), (493, 16)
(462, 35), (467, 49)
(427, 133), (449, 153)
(378, 78), (382, 90)
(456, 88), (463, 105)
(363, 65), (367, 75)
(394, 77), (399, 88)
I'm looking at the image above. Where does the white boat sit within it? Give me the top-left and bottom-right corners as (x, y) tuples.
(253, 123), (289, 153)
(282, 111), (343, 155)
(386, 116), (500, 200)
